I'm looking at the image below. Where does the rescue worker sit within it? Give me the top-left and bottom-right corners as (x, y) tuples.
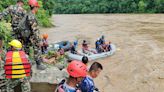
(95, 38), (102, 53)
(21, 0), (46, 70)
(56, 60), (87, 92)
(82, 40), (89, 53)
(70, 43), (78, 54)
(101, 41), (108, 52)
(107, 41), (112, 51)
(99, 35), (105, 45)
(0, 0), (26, 39)
(82, 40), (96, 54)
(41, 34), (49, 54)
(70, 40), (78, 54)
(5, 39), (31, 92)
(80, 62), (103, 92)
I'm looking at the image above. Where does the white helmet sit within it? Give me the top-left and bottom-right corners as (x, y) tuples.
(97, 38), (100, 41)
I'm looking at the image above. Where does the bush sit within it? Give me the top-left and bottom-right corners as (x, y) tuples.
(53, 0), (164, 13)
(0, 21), (12, 49)
(36, 1), (53, 27)
(43, 0), (55, 16)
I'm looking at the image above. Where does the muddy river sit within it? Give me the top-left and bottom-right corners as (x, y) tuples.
(40, 14), (164, 92)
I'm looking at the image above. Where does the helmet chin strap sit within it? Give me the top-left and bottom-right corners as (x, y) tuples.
(75, 77), (78, 82)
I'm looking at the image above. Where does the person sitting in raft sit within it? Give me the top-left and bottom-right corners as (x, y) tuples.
(70, 43), (78, 54)
(82, 40), (89, 53)
(95, 38), (104, 53)
(99, 35), (105, 45)
(82, 40), (88, 49)
(41, 34), (49, 54)
(96, 38), (108, 53)
(82, 40), (96, 54)
(101, 41), (108, 52)
(106, 41), (112, 51)
(58, 46), (65, 57)
(73, 40), (78, 49)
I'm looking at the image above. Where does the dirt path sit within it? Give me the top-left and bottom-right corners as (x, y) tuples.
(41, 14), (164, 92)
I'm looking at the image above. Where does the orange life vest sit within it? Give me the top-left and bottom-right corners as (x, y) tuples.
(4, 51), (31, 79)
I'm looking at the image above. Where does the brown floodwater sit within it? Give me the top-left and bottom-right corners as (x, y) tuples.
(40, 14), (164, 92)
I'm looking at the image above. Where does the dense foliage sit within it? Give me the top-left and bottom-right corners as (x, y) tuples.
(0, 22), (12, 49)
(53, 0), (164, 14)
(43, 0), (55, 16)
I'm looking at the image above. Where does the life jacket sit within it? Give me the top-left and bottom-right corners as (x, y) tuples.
(4, 51), (31, 79)
(82, 44), (89, 51)
(80, 76), (99, 92)
(95, 41), (101, 50)
(99, 38), (105, 45)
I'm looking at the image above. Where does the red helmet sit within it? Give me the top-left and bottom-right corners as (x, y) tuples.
(28, 0), (40, 7)
(67, 60), (87, 78)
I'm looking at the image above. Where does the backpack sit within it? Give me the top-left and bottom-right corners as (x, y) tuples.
(18, 13), (28, 30)
(17, 13), (31, 38)
(55, 79), (81, 92)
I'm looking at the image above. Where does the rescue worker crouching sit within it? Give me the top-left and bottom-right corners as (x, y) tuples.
(56, 60), (87, 92)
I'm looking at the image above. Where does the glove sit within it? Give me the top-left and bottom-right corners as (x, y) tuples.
(56, 85), (65, 92)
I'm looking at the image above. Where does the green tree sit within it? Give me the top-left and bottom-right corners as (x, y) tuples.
(138, 0), (147, 13)
(53, 0), (164, 13)
(154, 0), (164, 13)
(43, 0), (55, 16)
